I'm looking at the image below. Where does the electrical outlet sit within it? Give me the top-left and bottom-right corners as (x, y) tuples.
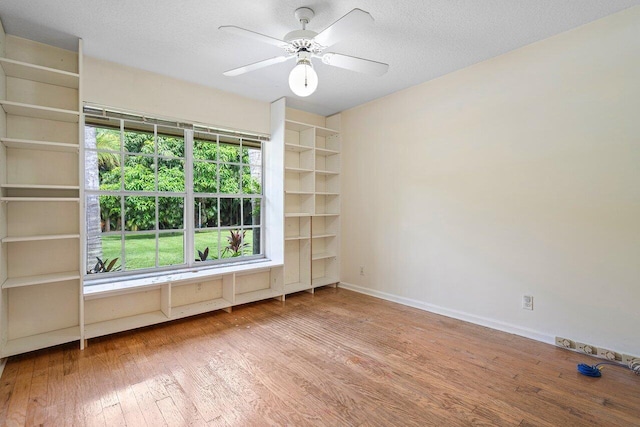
(522, 295), (533, 310)
(555, 337), (574, 349)
(576, 342), (598, 355)
(597, 348), (620, 361)
(360, 266), (365, 276)
(622, 354), (640, 365)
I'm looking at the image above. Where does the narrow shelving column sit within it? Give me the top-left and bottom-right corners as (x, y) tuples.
(283, 120), (314, 294)
(0, 33), (82, 357)
(278, 106), (341, 297)
(312, 118), (341, 288)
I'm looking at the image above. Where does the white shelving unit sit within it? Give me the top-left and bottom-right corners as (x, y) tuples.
(281, 112), (341, 297)
(0, 27), (84, 357)
(84, 263), (284, 339)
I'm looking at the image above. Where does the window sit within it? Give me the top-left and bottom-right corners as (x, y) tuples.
(84, 108), (265, 281)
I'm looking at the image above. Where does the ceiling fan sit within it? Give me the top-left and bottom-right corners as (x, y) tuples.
(219, 7), (389, 97)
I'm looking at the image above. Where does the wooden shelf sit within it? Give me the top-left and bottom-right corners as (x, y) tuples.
(285, 143), (313, 152)
(312, 277), (340, 288)
(285, 212), (312, 218)
(312, 252), (336, 261)
(285, 282), (312, 294)
(315, 147), (339, 156)
(312, 234), (337, 239)
(171, 299), (232, 320)
(285, 167), (314, 174)
(234, 288), (283, 305)
(315, 126), (340, 137)
(0, 197), (79, 202)
(1, 184), (79, 190)
(315, 192), (339, 196)
(313, 213), (340, 217)
(1, 233), (80, 243)
(2, 271), (80, 289)
(285, 120), (314, 132)
(0, 326), (81, 358)
(0, 57), (80, 88)
(285, 235), (310, 241)
(0, 100), (79, 123)
(0, 137), (79, 152)
(285, 190), (314, 195)
(84, 311), (169, 339)
(315, 170), (339, 176)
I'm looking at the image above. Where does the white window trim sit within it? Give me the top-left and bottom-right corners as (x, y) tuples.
(83, 105), (270, 287)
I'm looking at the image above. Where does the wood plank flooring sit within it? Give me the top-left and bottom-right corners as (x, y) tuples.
(0, 287), (639, 426)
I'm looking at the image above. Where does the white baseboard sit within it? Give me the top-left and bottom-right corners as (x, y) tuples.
(338, 282), (554, 345)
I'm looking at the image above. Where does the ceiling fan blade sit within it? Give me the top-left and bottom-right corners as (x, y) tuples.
(223, 56), (291, 77)
(321, 53), (389, 76)
(219, 25), (288, 49)
(313, 8), (374, 47)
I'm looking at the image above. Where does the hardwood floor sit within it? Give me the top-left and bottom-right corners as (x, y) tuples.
(0, 287), (638, 426)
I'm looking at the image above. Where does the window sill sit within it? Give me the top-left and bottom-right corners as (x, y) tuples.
(83, 259), (283, 300)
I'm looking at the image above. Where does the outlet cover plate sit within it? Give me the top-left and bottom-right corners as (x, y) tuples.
(597, 348), (620, 361)
(576, 342), (598, 355)
(555, 336), (574, 349)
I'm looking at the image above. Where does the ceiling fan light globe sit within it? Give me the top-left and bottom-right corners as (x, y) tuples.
(289, 62), (318, 97)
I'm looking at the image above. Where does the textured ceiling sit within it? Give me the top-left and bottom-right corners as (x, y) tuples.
(1, 1), (639, 116)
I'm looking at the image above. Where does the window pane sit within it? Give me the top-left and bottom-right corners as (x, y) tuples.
(87, 234), (122, 274)
(195, 230), (220, 261)
(243, 228), (259, 256)
(159, 197), (184, 230)
(220, 198), (241, 227)
(242, 166), (261, 194)
(243, 198), (261, 226)
(124, 155), (155, 191)
(221, 229), (247, 259)
(219, 164), (240, 194)
(242, 145), (261, 166)
(157, 133), (184, 158)
(84, 119), (121, 150)
(125, 233), (156, 270)
(125, 196), (156, 231)
(98, 155), (121, 191)
(158, 232), (184, 267)
(124, 123), (154, 154)
(194, 139), (218, 161)
(193, 161), (218, 193)
(102, 235), (123, 269)
(194, 197), (218, 228)
(219, 138), (240, 163)
(100, 195), (122, 231)
(158, 158), (185, 192)
(86, 192), (122, 274)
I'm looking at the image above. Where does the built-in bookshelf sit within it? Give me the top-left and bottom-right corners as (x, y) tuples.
(281, 112), (341, 296)
(0, 29), (83, 357)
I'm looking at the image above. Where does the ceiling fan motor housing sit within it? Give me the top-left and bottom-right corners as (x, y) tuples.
(294, 7), (315, 26)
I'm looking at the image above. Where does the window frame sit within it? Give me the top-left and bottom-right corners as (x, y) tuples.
(83, 107), (267, 284)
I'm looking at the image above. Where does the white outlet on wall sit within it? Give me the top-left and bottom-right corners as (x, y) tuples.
(597, 348), (619, 361)
(555, 336), (574, 349)
(522, 295), (533, 310)
(576, 342), (598, 355)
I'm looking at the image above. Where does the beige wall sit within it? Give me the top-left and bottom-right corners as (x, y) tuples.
(83, 57), (270, 135)
(340, 7), (640, 355)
